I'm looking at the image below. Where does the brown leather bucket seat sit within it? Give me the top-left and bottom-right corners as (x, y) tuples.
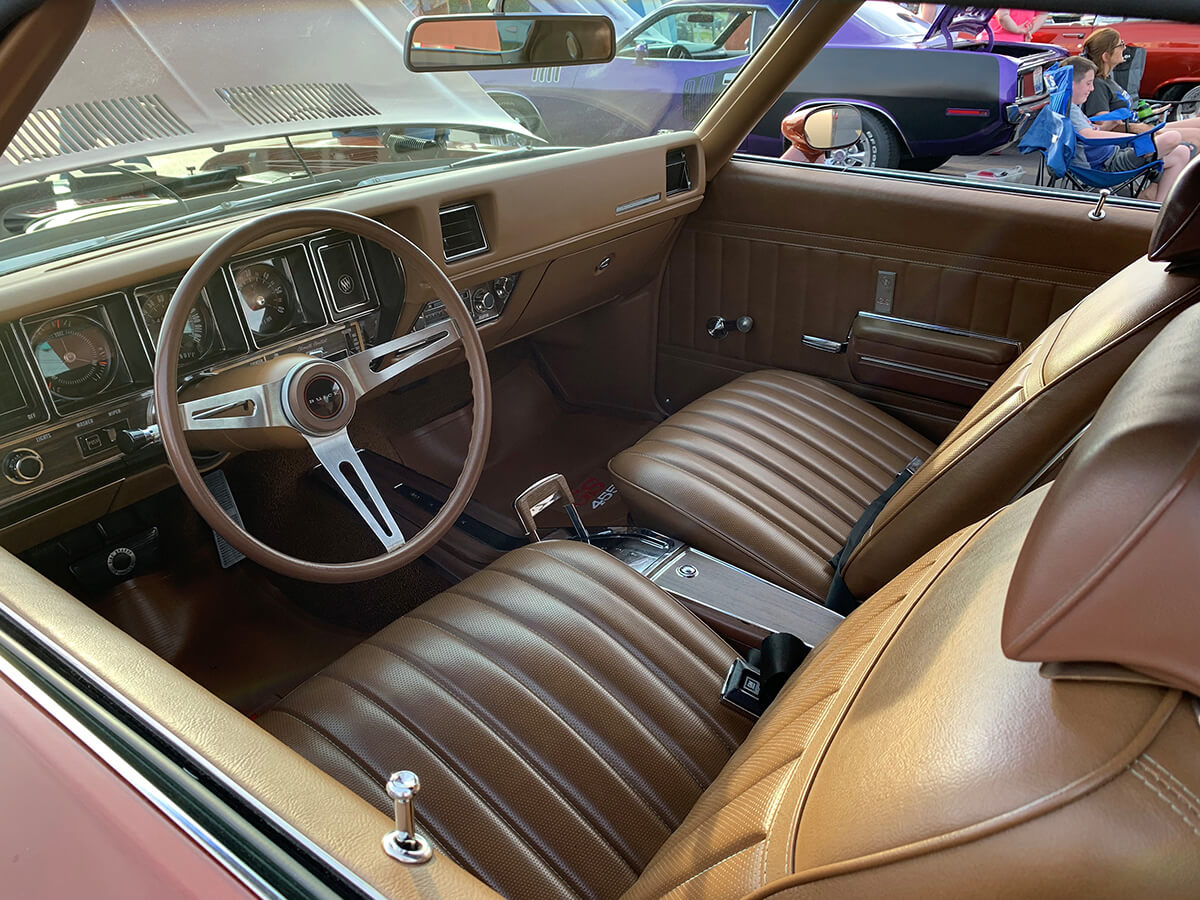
(259, 304), (1200, 900)
(609, 160), (1200, 606)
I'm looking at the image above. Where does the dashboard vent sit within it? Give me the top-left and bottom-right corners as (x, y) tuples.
(216, 83), (379, 126)
(666, 149), (691, 196)
(440, 204), (488, 261)
(4, 95), (192, 165)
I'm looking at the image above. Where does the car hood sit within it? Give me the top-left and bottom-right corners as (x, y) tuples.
(0, 0), (535, 187)
(922, 6), (998, 44)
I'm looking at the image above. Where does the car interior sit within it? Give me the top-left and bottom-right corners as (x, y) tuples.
(0, 1), (1198, 898)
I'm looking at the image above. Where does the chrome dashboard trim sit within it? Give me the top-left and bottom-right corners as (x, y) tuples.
(0, 641), (284, 900)
(0, 596), (389, 900)
(615, 193), (661, 214)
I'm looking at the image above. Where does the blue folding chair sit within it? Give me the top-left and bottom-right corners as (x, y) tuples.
(1020, 67), (1165, 197)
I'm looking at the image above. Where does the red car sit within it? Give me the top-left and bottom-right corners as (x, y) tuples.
(1033, 14), (1200, 103)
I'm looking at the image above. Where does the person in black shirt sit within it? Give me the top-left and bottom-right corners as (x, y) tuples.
(1082, 28), (1200, 151)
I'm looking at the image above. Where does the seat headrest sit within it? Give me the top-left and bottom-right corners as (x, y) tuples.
(1002, 303), (1200, 694)
(1149, 153), (1200, 269)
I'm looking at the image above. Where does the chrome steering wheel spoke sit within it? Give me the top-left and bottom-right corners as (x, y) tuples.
(342, 320), (462, 399)
(180, 382), (288, 432)
(305, 429), (406, 551)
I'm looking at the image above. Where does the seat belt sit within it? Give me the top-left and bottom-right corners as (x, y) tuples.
(824, 456), (923, 615)
(721, 632), (810, 719)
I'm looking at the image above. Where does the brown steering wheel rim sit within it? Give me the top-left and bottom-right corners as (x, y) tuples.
(155, 207), (491, 583)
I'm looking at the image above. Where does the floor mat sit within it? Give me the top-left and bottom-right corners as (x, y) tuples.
(391, 358), (656, 532)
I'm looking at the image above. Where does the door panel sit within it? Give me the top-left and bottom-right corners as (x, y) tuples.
(656, 158), (1159, 436)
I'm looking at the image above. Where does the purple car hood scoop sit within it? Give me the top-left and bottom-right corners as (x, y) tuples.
(922, 6), (998, 48)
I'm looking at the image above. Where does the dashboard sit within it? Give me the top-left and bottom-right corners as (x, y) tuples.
(0, 228), (518, 526)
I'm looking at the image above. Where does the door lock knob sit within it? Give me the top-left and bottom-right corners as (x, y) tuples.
(383, 770), (433, 864)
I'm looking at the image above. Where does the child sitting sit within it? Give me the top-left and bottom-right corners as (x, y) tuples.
(1062, 55), (1189, 202)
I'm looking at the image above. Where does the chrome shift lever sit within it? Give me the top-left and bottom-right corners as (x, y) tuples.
(513, 473), (590, 543)
(382, 770), (433, 864)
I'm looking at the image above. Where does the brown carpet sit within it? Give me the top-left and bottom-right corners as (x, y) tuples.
(390, 358), (656, 531)
(89, 502), (369, 715)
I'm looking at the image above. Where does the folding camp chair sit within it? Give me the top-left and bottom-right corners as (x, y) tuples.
(1019, 67), (1165, 197)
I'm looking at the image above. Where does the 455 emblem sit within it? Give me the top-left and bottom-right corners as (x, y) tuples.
(574, 476), (618, 510)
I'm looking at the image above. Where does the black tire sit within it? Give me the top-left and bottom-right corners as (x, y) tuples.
(824, 108), (901, 169)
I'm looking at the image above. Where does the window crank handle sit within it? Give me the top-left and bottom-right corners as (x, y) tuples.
(706, 315), (754, 339)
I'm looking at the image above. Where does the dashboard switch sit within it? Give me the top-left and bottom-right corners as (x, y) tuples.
(4, 448), (44, 485)
(78, 419), (128, 458)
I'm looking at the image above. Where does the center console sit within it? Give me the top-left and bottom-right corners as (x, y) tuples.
(585, 527), (843, 651)
(512, 474), (844, 654)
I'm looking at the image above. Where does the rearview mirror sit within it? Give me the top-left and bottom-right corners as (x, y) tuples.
(802, 105), (863, 151)
(405, 14), (616, 72)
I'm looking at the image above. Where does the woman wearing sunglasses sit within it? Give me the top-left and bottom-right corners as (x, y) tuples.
(1081, 27), (1200, 149)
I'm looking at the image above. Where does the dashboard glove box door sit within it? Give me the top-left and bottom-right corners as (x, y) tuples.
(847, 313), (1021, 407)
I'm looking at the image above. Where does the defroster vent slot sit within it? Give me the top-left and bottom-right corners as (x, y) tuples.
(439, 203), (488, 261)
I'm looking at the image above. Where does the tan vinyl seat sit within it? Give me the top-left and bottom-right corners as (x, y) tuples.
(260, 305), (1200, 900)
(609, 161), (1200, 605)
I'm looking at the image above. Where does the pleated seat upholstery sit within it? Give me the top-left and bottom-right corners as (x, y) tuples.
(608, 369), (933, 601)
(611, 252), (1200, 604)
(258, 540), (750, 900)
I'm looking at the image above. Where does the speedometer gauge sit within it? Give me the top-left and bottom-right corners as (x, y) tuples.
(233, 262), (296, 340)
(29, 315), (118, 400)
(138, 288), (216, 364)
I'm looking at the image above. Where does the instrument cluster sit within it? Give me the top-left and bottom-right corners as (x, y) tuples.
(0, 231), (401, 521)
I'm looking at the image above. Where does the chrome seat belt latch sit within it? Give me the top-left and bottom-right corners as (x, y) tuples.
(382, 770), (433, 864)
(513, 473), (590, 543)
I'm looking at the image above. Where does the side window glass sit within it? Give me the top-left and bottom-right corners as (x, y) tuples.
(741, 8), (1193, 208)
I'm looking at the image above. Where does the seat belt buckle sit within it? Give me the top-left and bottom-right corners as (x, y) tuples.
(720, 657), (765, 719)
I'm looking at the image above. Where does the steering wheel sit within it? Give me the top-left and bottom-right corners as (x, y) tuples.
(154, 208), (491, 584)
(667, 44), (693, 59)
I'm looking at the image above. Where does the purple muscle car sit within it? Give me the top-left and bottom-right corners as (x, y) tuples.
(476, 3), (1065, 169)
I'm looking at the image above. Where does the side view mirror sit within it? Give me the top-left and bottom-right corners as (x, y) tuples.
(802, 105), (863, 151)
(405, 14), (615, 72)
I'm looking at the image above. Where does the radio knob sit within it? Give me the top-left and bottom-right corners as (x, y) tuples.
(473, 290), (496, 313)
(4, 448), (43, 485)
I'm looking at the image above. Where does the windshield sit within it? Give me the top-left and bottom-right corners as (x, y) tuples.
(0, 0), (799, 276)
(0, 0), (557, 276)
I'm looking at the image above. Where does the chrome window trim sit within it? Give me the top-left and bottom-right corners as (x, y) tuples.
(0, 596), (389, 900)
(738, 152), (1162, 212)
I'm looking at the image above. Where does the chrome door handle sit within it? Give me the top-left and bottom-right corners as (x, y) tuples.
(802, 335), (847, 354)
